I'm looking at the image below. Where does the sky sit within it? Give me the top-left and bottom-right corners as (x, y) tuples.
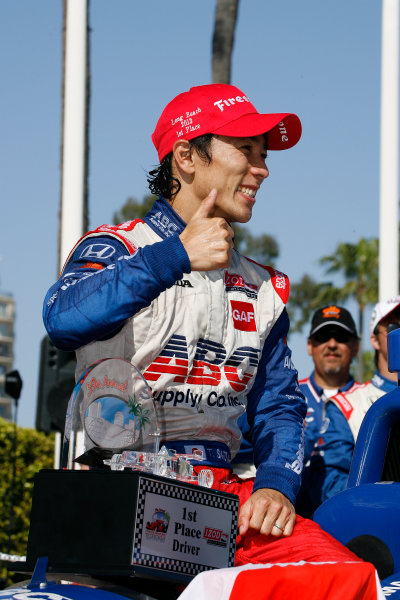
(0, 0), (387, 428)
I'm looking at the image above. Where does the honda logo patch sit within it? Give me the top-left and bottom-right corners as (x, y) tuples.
(79, 244), (116, 260)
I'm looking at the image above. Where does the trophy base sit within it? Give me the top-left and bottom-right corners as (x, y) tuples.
(25, 469), (239, 583)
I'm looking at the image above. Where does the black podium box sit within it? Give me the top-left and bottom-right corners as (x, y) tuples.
(26, 469), (239, 583)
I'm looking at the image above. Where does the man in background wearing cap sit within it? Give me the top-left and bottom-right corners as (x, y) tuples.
(297, 298), (400, 518)
(43, 84), (359, 566)
(295, 305), (360, 517)
(328, 297), (400, 446)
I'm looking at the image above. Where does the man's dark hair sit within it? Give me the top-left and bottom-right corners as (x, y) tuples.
(147, 134), (214, 199)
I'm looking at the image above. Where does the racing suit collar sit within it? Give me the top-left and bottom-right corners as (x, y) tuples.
(309, 371), (355, 399)
(371, 370), (397, 392)
(144, 196), (187, 239)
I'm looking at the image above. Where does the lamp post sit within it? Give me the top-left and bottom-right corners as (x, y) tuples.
(379, 0), (400, 300)
(5, 369), (23, 556)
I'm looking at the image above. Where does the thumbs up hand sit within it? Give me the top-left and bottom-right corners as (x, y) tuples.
(179, 189), (234, 271)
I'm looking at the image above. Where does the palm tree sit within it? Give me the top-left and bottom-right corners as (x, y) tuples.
(320, 237), (379, 380)
(287, 275), (342, 334)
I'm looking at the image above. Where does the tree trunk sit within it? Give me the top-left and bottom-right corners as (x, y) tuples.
(212, 0), (239, 84)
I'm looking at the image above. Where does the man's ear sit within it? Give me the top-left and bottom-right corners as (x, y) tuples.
(370, 332), (381, 352)
(307, 339), (313, 357)
(172, 140), (195, 175)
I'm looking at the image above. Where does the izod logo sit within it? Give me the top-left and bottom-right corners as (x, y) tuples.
(230, 300), (257, 332)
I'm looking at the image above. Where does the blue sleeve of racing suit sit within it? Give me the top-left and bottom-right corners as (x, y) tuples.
(43, 234), (191, 350)
(247, 309), (307, 506)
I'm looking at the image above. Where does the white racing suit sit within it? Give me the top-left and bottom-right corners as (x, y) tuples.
(44, 196), (361, 568)
(44, 197), (305, 503)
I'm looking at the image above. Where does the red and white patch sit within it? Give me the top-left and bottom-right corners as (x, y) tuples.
(225, 271), (258, 298)
(230, 300), (257, 332)
(334, 392), (354, 420)
(177, 560), (381, 600)
(265, 266), (290, 304)
(242, 258), (289, 304)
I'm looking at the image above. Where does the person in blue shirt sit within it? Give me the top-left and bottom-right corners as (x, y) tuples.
(296, 300), (400, 517)
(295, 305), (360, 517)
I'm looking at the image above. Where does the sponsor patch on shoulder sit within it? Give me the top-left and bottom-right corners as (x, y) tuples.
(333, 393), (354, 420)
(265, 266), (290, 304)
(230, 300), (257, 332)
(225, 271), (258, 299)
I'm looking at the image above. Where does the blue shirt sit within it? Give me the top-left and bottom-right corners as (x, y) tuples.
(296, 371), (396, 517)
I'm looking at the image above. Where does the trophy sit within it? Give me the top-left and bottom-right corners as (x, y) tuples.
(62, 358), (213, 488)
(27, 359), (237, 580)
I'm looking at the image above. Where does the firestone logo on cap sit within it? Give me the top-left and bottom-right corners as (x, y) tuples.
(322, 306), (341, 319)
(213, 94), (251, 112)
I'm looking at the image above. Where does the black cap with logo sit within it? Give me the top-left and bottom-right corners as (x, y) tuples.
(309, 305), (359, 338)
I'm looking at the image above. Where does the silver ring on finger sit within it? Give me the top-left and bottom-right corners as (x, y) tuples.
(274, 523), (284, 532)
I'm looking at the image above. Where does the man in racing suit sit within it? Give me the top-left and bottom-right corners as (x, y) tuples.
(43, 84), (358, 565)
(295, 305), (361, 517)
(328, 297), (400, 442)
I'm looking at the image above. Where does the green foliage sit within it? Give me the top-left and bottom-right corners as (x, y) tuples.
(287, 274), (342, 334)
(320, 238), (379, 312)
(360, 350), (376, 382)
(289, 238), (379, 336)
(320, 238), (379, 380)
(112, 195), (157, 225)
(289, 237), (379, 381)
(0, 418), (54, 587)
(233, 225), (279, 266)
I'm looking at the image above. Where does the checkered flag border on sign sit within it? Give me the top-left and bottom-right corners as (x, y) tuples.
(132, 474), (238, 573)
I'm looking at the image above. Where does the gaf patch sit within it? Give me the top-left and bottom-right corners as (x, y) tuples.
(230, 300), (257, 332)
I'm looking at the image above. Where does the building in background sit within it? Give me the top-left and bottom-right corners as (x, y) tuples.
(0, 293), (15, 420)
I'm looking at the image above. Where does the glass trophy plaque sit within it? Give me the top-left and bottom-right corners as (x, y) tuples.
(63, 358), (159, 468)
(62, 358), (212, 487)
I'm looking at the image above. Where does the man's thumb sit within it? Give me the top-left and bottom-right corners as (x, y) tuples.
(194, 188), (217, 219)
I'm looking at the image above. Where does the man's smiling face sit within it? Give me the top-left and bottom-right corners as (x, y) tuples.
(190, 134), (269, 224)
(308, 326), (359, 380)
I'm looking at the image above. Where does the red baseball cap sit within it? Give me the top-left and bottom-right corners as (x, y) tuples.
(152, 84), (302, 162)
